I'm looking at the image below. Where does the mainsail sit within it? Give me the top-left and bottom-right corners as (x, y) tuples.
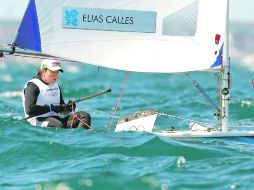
(13, 0), (227, 73)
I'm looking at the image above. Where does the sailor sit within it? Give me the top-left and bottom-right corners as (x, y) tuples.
(22, 59), (91, 129)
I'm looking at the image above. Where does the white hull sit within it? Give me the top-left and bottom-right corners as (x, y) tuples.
(115, 110), (254, 139)
(154, 130), (254, 138)
(116, 123), (254, 138)
(115, 110), (158, 132)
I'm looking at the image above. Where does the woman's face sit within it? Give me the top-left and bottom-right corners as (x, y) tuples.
(41, 69), (59, 84)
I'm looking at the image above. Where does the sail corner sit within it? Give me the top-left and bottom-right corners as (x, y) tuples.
(210, 44), (224, 68)
(13, 0), (41, 52)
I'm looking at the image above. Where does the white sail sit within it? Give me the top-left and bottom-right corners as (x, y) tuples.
(14, 0), (227, 73)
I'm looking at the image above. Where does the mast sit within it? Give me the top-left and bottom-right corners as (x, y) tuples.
(221, 0), (230, 132)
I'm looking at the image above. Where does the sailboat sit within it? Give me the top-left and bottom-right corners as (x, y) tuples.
(1, 0), (253, 138)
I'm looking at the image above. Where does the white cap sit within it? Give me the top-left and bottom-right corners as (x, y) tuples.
(40, 59), (63, 72)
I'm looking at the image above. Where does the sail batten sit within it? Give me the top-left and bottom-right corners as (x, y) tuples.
(14, 0), (227, 73)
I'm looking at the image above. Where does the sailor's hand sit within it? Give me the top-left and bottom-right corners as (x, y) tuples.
(66, 100), (76, 112)
(50, 104), (67, 113)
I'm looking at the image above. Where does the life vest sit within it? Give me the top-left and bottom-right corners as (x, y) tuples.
(22, 78), (61, 125)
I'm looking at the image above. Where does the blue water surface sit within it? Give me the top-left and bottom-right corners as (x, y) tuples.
(0, 57), (254, 190)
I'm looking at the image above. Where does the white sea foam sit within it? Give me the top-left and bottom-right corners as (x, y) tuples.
(0, 74), (13, 82)
(0, 62), (7, 69)
(176, 156), (186, 167)
(241, 100), (253, 107)
(64, 64), (80, 73)
(0, 91), (22, 98)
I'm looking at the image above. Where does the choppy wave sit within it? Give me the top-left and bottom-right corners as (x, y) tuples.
(1, 123), (254, 190)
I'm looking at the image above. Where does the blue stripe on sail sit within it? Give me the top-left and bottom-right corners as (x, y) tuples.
(14, 0), (41, 52)
(210, 44), (223, 68)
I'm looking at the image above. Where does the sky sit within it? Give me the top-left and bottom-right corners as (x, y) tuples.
(0, 0), (253, 22)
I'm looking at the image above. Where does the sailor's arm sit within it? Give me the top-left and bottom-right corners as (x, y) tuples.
(24, 83), (50, 116)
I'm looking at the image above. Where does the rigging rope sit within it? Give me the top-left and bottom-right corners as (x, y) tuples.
(185, 73), (220, 114)
(215, 72), (221, 100)
(69, 100), (92, 130)
(158, 112), (220, 128)
(107, 71), (130, 132)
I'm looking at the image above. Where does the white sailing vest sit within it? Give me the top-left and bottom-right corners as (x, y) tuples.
(22, 78), (61, 125)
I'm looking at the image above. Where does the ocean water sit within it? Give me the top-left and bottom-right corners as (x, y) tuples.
(0, 58), (254, 190)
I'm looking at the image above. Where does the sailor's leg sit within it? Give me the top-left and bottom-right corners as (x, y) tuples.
(77, 111), (91, 129)
(66, 111), (91, 129)
(37, 117), (66, 128)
